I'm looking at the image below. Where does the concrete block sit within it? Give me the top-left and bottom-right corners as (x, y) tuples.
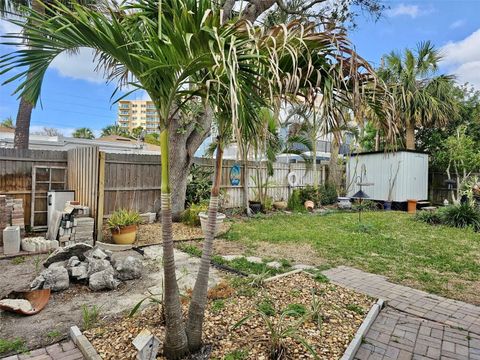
(3, 226), (21, 255)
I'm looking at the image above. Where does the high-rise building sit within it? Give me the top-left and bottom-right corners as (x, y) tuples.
(117, 100), (160, 134)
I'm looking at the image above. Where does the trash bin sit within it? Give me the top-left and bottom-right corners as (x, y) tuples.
(407, 199), (417, 214)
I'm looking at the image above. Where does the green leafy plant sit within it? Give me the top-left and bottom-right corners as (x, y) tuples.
(185, 164), (213, 206)
(233, 309), (318, 359)
(224, 349), (248, 360)
(82, 305), (101, 330)
(107, 209), (141, 232)
(247, 269), (272, 287)
(309, 290), (324, 330)
(0, 338), (27, 355)
(287, 189), (305, 212)
(180, 202), (209, 227)
(346, 303), (365, 315)
(284, 303), (307, 318)
(258, 298), (276, 316)
(45, 330), (61, 340)
(414, 210), (443, 225)
(318, 182), (338, 205)
(311, 271), (330, 284)
(11, 256), (25, 265)
(440, 204), (480, 231)
(211, 299), (225, 313)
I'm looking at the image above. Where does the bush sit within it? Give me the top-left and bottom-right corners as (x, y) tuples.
(319, 182), (338, 205)
(415, 210), (443, 225)
(439, 203), (480, 231)
(185, 164), (213, 206)
(107, 209), (141, 231)
(180, 202), (208, 226)
(287, 189), (304, 211)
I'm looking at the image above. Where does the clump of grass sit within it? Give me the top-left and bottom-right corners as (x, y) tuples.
(211, 299), (225, 313)
(45, 330), (61, 340)
(346, 303), (365, 315)
(224, 349), (248, 360)
(284, 303), (307, 318)
(257, 298), (275, 316)
(311, 271), (330, 284)
(0, 338), (27, 355)
(11, 256), (25, 265)
(82, 305), (100, 330)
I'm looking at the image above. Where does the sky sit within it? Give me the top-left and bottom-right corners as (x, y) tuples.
(0, 0), (479, 137)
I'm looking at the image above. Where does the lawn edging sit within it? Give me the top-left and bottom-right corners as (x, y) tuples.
(340, 298), (385, 360)
(69, 326), (102, 360)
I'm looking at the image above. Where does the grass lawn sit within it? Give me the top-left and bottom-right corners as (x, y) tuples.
(224, 211), (480, 303)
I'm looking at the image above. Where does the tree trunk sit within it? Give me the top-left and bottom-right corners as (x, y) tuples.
(13, 0), (43, 150)
(168, 110), (212, 220)
(312, 135), (318, 187)
(328, 134), (340, 189)
(242, 148), (251, 215)
(405, 121), (415, 150)
(159, 129), (189, 359)
(186, 143), (223, 351)
(374, 129), (380, 151)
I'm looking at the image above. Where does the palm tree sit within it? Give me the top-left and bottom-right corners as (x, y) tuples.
(380, 41), (459, 150)
(72, 127), (94, 139)
(100, 125), (129, 138)
(0, 116), (14, 128)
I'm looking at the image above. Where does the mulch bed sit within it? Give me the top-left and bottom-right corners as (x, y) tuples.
(84, 272), (374, 359)
(101, 222), (232, 246)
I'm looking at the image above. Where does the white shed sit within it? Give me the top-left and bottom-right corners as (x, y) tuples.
(346, 151), (429, 202)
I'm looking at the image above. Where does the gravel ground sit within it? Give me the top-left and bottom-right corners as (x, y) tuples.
(84, 272), (374, 359)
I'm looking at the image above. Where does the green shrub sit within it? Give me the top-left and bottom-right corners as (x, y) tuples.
(415, 210), (443, 225)
(319, 182), (338, 205)
(107, 209), (140, 231)
(283, 303), (307, 317)
(185, 164), (212, 206)
(180, 202), (208, 226)
(258, 298), (276, 316)
(287, 189), (304, 211)
(0, 338), (26, 355)
(439, 204), (480, 231)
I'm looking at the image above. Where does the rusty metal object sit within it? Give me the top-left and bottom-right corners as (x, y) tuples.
(0, 289), (51, 315)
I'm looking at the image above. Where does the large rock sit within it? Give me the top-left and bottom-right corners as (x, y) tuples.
(87, 259), (112, 277)
(71, 262), (89, 281)
(114, 256), (143, 281)
(31, 266), (69, 292)
(84, 247), (112, 261)
(89, 268), (120, 291)
(43, 243), (93, 267)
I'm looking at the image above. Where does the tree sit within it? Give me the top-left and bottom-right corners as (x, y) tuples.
(0, 116), (14, 128)
(32, 126), (63, 136)
(100, 125), (129, 138)
(72, 127), (94, 139)
(379, 41), (459, 150)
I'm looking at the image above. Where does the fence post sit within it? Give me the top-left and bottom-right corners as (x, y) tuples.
(96, 151), (105, 244)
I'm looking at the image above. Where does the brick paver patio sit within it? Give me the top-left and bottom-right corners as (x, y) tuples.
(1, 340), (84, 360)
(323, 266), (480, 359)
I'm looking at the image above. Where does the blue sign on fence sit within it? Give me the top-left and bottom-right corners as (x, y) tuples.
(230, 164), (241, 186)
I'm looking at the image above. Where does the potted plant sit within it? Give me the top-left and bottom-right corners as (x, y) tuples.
(107, 209), (141, 245)
(199, 211), (226, 237)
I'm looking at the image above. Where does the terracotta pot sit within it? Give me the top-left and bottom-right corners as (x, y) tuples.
(304, 200), (314, 212)
(199, 212), (226, 237)
(111, 224), (137, 245)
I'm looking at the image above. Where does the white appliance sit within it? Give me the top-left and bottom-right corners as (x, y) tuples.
(47, 190), (75, 227)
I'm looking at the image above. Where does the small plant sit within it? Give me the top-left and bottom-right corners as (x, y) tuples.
(309, 290), (324, 330)
(247, 269), (271, 287)
(353, 222), (374, 233)
(224, 349), (248, 360)
(107, 209), (141, 232)
(258, 298), (276, 316)
(11, 256), (25, 265)
(45, 330), (61, 340)
(211, 299), (225, 313)
(346, 303), (365, 315)
(284, 303), (307, 318)
(311, 271), (330, 284)
(414, 210), (443, 225)
(33, 256), (42, 275)
(177, 244), (203, 257)
(233, 309), (318, 359)
(185, 164), (213, 206)
(319, 182), (338, 205)
(0, 338), (27, 355)
(287, 189), (305, 212)
(82, 305), (101, 330)
(180, 202), (208, 227)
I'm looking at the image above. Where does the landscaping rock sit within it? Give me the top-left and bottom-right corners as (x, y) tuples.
(222, 255), (242, 261)
(48, 261), (67, 269)
(292, 264), (315, 270)
(89, 268), (120, 291)
(87, 259), (112, 276)
(71, 262), (89, 280)
(114, 256), (143, 281)
(266, 261), (282, 269)
(67, 256), (81, 268)
(246, 256), (263, 264)
(31, 266), (69, 292)
(43, 243), (93, 267)
(85, 247), (112, 261)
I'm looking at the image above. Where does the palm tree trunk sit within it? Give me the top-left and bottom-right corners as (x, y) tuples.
(13, 0), (43, 149)
(186, 142), (224, 351)
(405, 121), (415, 150)
(160, 129), (189, 359)
(312, 135), (318, 187)
(328, 134), (340, 189)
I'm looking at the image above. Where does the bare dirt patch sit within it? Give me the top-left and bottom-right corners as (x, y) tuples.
(85, 272), (374, 359)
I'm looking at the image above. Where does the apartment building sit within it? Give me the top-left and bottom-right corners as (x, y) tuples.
(117, 100), (160, 134)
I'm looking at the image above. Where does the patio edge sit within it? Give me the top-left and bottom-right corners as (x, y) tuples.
(69, 326), (102, 360)
(340, 298), (385, 360)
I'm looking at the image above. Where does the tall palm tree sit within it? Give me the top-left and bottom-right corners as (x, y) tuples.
(72, 127), (94, 139)
(380, 41), (459, 150)
(100, 125), (129, 138)
(0, 116), (14, 128)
